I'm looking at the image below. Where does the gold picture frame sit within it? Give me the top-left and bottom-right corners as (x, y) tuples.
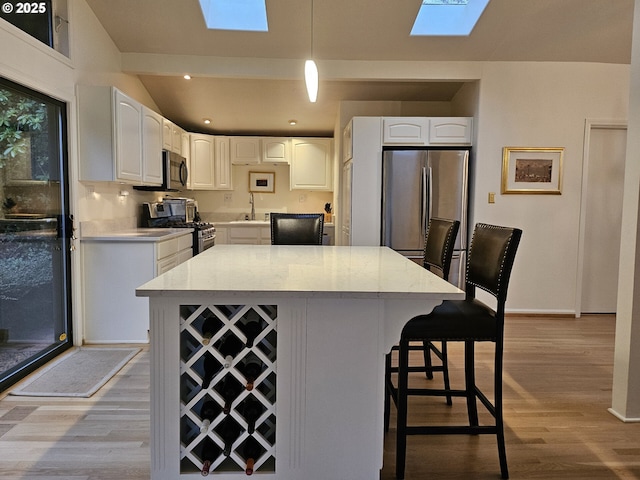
(501, 147), (564, 194)
(249, 171), (275, 193)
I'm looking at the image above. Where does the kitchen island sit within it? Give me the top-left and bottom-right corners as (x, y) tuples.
(136, 245), (463, 480)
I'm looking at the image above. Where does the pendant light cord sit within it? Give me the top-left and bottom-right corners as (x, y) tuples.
(310, 0), (314, 58)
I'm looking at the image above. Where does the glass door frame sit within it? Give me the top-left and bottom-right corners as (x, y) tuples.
(0, 75), (73, 392)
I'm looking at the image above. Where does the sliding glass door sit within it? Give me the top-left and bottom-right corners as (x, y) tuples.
(0, 76), (73, 392)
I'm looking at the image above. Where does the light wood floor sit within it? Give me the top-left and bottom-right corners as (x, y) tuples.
(0, 315), (638, 479)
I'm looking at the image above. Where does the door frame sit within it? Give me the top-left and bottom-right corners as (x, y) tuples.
(575, 118), (627, 317)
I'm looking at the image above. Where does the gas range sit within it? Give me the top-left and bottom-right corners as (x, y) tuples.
(141, 200), (216, 255)
(146, 220), (216, 255)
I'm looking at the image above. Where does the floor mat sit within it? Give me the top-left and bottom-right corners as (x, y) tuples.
(8, 347), (140, 397)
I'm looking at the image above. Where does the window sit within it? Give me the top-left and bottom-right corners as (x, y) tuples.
(411, 0), (490, 36)
(198, 0), (268, 32)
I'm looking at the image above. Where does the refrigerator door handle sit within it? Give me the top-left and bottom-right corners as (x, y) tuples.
(427, 165), (433, 223)
(421, 166), (428, 236)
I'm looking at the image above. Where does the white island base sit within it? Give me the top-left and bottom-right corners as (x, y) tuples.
(137, 246), (463, 480)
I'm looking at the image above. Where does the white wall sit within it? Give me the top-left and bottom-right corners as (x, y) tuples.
(473, 62), (630, 314)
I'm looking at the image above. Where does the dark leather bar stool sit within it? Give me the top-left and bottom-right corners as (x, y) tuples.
(384, 217), (460, 433)
(391, 223), (522, 480)
(270, 213), (324, 245)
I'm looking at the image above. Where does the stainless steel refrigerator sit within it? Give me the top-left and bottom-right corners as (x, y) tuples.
(381, 148), (469, 288)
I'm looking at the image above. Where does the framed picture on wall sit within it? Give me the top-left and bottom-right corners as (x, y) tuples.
(249, 171), (275, 193)
(501, 147), (564, 194)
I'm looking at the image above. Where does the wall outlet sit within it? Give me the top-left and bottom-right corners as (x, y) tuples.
(488, 192), (496, 204)
(299, 194), (307, 203)
(224, 193), (232, 202)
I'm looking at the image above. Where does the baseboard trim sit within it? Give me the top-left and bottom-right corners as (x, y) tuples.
(608, 408), (640, 423)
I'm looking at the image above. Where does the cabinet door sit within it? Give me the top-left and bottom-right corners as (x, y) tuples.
(172, 124), (183, 155)
(290, 138), (333, 190)
(341, 160), (353, 245)
(162, 119), (173, 151)
(343, 120), (353, 162)
(382, 117), (428, 145)
(262, 137), (290, 164)
(231, 137), (261, 164)
(142, 107), (163, 185)
(114, 90), (143, 182)
(190, 134), (215, 190)
(157, 255), (178, 275)
(428, 117), (472, 145)
(214, 136), (233, 190)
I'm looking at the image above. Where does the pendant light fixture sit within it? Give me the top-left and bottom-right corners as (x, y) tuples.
(305, 0), (318, 103)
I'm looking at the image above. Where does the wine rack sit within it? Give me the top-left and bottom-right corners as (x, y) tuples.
(180, 304), (277, 475)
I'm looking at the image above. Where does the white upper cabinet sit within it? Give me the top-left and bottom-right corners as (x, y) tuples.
(190, 134), (233, 190)
(343, 120), (353, 162)
(163, 119), (184, 154)
(114, 90), (144, 182)
(231, 137), (261, 164)
(190, 134), (215, 190)
(382, 117), (428, 144)
(382, 117), (473, 146)
(214, 136), (233, 190)
(290, 138), (333, 191)
(428, 117), (473, 145)
(141, 107), (164, 185)
(78, 86), (162, 186)
(262, 137), (290, 164)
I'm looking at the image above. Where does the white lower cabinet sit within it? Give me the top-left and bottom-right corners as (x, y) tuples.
(82, 232), (192, 343)
(228, 225), (271, 244)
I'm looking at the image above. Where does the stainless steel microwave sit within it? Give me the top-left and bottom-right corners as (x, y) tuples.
(165, 150), (188, 190)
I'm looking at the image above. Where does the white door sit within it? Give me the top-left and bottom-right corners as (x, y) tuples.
(580, 125), (627, 313)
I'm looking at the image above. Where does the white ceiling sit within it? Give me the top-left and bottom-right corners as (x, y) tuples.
(85, 0), (634, 136)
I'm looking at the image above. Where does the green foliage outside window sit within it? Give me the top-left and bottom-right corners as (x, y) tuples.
(0, 87), (49, 180)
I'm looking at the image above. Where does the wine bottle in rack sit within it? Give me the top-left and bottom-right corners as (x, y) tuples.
(218, 417), (241, 456)
(201, 355), (220, 389)
(220, 376), (243, 414)
(199, 436), (220, 476)
(218, 334), (244, 368)
(242, 436), (262, 475)
(239, 319), (262, 348)
(200, 400), (221, 433)
(201, 316), (217, 345)
(242, 397), (262, 434)
(238, 354), (264, 391)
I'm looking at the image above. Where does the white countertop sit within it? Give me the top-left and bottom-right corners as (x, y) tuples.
(136, 245), (463, 299)
(81, 227), (193, 242)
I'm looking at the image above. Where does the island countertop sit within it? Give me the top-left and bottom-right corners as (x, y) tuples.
(136, 244), (463, 299)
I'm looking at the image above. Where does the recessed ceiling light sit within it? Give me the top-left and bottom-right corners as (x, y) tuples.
(288, 120), (297, 126)
(183, 74), (192, 80)
(204, 119), (212, 125)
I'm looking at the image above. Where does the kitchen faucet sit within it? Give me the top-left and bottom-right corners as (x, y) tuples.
(249, 192), (255, 220)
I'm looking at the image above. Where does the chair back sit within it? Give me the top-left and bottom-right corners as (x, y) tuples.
(423, 217), (460, 282)
(466, 223), (522, 307)
(270, 213), (324, 245)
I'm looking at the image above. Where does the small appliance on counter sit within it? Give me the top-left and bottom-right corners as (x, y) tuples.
(141, 198), (215, 254)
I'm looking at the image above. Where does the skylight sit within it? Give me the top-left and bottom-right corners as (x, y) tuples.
(198, 0), (268, 32)
(411, 0), (489, 36)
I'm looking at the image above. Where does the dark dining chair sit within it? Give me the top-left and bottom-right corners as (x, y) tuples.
(391, 223), (522, 480)
(384, 217), (460, 433)
(270, 213), (324, 245)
